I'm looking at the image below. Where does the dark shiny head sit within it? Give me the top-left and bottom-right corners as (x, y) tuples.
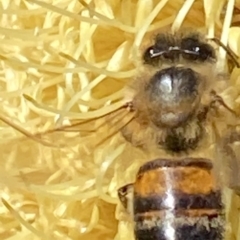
(143, 33), (216, 65)
(145, 67), (201, 127)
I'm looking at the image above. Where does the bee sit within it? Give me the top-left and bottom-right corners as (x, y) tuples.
(118, 31), (240, 240)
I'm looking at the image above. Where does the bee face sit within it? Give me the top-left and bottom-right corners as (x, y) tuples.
(122, 31), (220, 152)
(141, 32), (216, 129)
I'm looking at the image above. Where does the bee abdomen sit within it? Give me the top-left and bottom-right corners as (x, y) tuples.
(133, 158), (225, 240)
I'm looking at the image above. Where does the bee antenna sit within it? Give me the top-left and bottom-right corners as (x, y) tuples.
(209, 37), (240, 68)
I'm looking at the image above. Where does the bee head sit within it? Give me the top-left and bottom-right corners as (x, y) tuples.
(136, 32), (217, 128)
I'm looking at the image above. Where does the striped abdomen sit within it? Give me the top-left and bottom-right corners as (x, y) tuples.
(119, 158), (225, 240)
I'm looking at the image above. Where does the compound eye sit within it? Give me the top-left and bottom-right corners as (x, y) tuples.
(143, 46), (178, 65)
(143, 46), (164, 65)
(143, 46), (154, 64)
(181, 37), (216, 61)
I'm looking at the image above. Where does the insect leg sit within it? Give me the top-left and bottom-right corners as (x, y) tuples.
(217, 130), (240, 195)
(209, 37), (240, 68)
(118, 183), (134, 216)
